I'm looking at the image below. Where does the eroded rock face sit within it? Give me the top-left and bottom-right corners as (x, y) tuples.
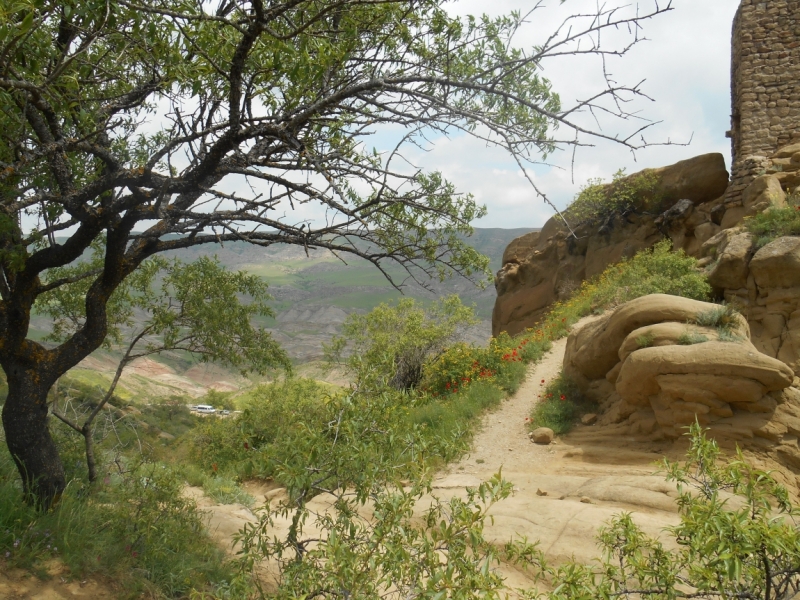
(696, 232), (800, 376)
(494, 144), (800, 338)
(493, 153), (730, 337)
(562, 293), (800, 489)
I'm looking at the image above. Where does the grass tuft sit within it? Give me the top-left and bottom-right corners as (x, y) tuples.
(694, 304), (740, 331)
(678, 331), (709, 346)
(529, 375), (595, 435)
(744, 191), (800, 247)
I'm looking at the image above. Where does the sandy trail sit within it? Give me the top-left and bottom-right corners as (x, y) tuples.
(443, 337), (568, 478)
(183, 329), (684, 595)
(0, 333), (676, 598)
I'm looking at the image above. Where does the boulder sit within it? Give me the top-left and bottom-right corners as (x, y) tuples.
(502, 231), (540, 265)
(564, 294), (747, 382)
(563, 293), (793, 440)
(775, 171), (800, 189)
(615, 343), (793, 409)
(492, 154), (730, 336)
(705, 230), (755, 290)
(531, 427), (554, 445)
(773, 142), (800, 159)
(742, 174), (786, 216)
(693, 222), (720, 245)
(750, 237), (800, 289)
(720, 205), (748, 229)
(650, 153), (730, 205)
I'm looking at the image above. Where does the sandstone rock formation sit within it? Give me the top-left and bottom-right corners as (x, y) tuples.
(562, 293), (800, 487)
(699, 230), (800, 378)
(494, 143), (800, 337)
(493, 153), (730, 336)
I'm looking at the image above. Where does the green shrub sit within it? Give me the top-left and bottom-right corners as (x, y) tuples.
(237, 472), (518, 599)
(545, 239), (711, 330)
(635, 333), (655, 348)
(324, 296), (478, 391)
(562, 168), (662, 226)
(422, 333), (549, 398)
(422, 342), (499, 397)
(744, 191), (800, 247)
(0, 449), (237, 598)
(192, 378), (330, 477)
(529, 374), (594, 435)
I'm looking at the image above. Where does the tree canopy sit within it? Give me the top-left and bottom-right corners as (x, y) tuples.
(0, 0), (672, 506)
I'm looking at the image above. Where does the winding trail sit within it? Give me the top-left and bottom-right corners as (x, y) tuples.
(189, 328), (684, 594)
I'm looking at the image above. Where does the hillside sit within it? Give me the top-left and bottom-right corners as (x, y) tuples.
(23, 228), (535, 399)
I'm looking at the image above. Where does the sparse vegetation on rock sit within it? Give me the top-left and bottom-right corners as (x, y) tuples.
(562, 168), (663, 227)
(530, 423), (800, 600)
(745, 191), (800, 247)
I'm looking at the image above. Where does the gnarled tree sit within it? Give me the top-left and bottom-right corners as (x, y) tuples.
(0, 0), (672, 506)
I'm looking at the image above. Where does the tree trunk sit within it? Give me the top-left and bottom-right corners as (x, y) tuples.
(83, 423), (98, 483)
(1, 361), (65, 509)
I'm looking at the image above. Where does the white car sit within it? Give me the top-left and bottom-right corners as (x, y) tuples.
(195, 405), (216, 414)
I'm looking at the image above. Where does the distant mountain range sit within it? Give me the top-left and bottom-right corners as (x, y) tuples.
(30, 228), (536, 373)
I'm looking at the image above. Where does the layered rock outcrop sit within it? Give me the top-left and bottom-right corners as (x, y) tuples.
(700, 230), (800, 377)
(563, 293), (800, 482)
(494, 143), (800, 337)
(493, 153), (730, 336)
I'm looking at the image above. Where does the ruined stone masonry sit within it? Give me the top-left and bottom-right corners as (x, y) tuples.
(727, 0), (800, 205)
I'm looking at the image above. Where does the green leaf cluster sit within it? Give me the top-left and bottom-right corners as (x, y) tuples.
(533, 422), (800, 600)
(236, 473), (516, 600)
(324, 296), (478, 392)
(562, 169), (663, 227)
(37, 254), (289, 374)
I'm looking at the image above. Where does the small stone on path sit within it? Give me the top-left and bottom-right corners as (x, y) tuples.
(530, 427), (554, 445)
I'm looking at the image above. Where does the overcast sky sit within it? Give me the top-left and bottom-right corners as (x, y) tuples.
(424, 0), (740, 228)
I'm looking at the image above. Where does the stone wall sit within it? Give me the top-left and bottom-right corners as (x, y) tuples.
(726, 0), (800, 205)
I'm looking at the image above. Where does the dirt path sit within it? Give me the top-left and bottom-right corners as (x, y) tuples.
(0, 561), (114, 599)
(444, 337), (568, 478)
(188, 327), (684, 594)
